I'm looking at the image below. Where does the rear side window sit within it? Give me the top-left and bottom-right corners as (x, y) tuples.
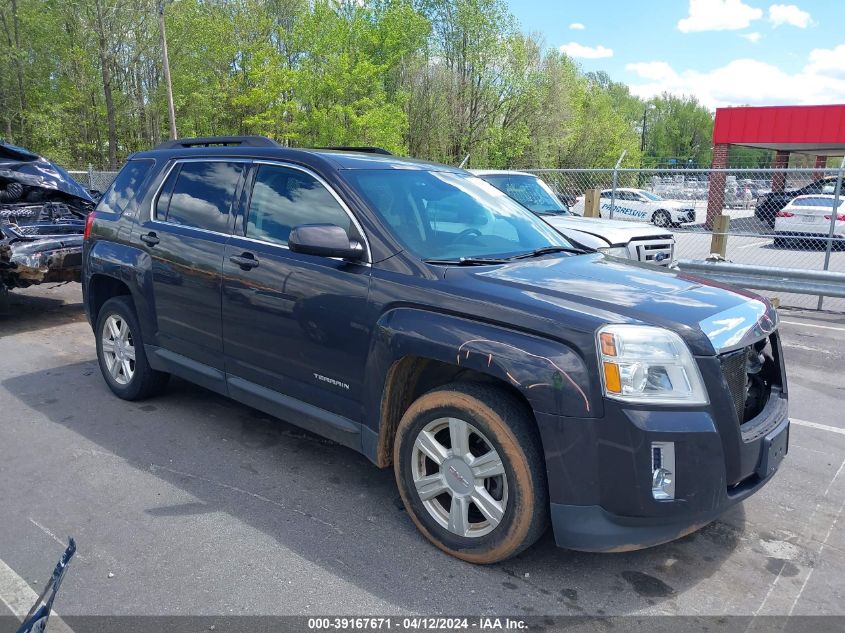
(96, 159), (154, 215)
(159, 161), (243, 232)
(245, 165), (352, 246)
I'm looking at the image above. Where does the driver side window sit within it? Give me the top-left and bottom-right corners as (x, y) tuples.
(245, 165), (352, 246)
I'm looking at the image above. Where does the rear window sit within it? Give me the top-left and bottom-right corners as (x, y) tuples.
(793, 197), (840, 208)
(158, 161), (243, 232)
(96, 159), (154, 215)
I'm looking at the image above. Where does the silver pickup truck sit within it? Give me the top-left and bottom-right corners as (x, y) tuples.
(472, 170), (675, 266)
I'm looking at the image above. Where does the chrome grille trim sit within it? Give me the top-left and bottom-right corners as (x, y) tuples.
(626, 237), (675, 266)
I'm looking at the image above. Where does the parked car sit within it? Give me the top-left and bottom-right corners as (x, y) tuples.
(472, 170), (674, 266)
(83, 136), (789, 563)
(572, 188), (696, 227)
(0, 142), (94, 303)
(773, 194), (845, 248)
(756, 176), (842, 226)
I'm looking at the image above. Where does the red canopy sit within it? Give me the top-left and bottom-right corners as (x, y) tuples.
(713, 105), (845, 155)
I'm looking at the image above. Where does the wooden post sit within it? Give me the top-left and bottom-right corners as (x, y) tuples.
(584, 188), (601, 218)
(710, 214), (730, 258)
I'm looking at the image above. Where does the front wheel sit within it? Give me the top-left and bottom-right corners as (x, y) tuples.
(95, 296), (169, 400)
(394, 382), (548, 563)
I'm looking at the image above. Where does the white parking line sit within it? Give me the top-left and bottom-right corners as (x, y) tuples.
(792, 418), (845, 436)
(0, 558), (74, 632)
(737, 240), (771, 249)
(781, 320), (845, 332)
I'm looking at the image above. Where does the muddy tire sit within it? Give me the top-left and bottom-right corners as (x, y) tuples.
(95, 296), (169, 400)
(394, 382), (548, 563)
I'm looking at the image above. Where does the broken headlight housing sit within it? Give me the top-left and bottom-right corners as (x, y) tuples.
(597, 324), (708, 405)
(598, 246), (629, 258)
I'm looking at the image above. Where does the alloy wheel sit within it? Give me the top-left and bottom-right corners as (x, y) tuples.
(411, 417), (508, 538)
(101, 314), (136, 386)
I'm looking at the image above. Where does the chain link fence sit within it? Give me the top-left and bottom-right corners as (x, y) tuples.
(65, 161), (844, 312)
(526, 164), (845, 313)
(67, 167), (119, 194)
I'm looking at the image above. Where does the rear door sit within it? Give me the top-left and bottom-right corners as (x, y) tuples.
(133, 159), (246, 376)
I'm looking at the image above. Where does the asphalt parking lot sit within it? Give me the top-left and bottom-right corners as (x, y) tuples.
(1, 283), (844, 621)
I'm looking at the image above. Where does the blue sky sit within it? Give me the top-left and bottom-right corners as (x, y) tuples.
(503, 0), (845, 109)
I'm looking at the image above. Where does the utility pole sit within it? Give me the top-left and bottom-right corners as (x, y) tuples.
(158, 1), (177, 139)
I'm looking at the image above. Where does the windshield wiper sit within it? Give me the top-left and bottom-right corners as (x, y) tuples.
(425, 257), (510, 266)
(508, 246), (588, 260)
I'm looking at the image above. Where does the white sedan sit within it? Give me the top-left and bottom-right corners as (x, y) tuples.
(773, 194), (845, 248)
(572, 188), (696, 228)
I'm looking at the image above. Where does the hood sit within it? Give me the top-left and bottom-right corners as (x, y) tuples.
(544, 215), (672, 246)
(446, 253), (773, 355)
(0, 142), (93, 204)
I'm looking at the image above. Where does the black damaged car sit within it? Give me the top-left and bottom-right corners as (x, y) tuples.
(0, 142), (94, 304)
(82, 136), (790, 563)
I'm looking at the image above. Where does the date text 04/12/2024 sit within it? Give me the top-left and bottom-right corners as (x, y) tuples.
(307, 617), (529, 630)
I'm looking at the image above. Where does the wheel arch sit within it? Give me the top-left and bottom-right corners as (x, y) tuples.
(363, 308), (597, 467)
(87, 274), (134, 325)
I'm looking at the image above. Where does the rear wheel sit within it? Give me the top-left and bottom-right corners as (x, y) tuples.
(394, 382), (548, 563)
(95, 296), (169, 400)
(652, 210), (672, 228)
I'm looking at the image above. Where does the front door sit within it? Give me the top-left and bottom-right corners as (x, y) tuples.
(221, 163), (372, 420)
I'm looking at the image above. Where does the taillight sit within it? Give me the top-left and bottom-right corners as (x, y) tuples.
(823, 214), (845, 221)
(83, 212), (96, 240)
(776, 211), (794, 218)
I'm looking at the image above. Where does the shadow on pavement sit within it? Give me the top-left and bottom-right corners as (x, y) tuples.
(0, 285), (86, 337)
(3, 362), (746, 615)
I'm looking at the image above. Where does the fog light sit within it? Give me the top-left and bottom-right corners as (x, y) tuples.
(651, 441), (675, 500)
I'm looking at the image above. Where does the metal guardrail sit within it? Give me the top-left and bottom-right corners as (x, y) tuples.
(675, 259), (845, 299)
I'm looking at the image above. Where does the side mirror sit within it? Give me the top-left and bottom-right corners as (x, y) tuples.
(288, 224), (364, 260)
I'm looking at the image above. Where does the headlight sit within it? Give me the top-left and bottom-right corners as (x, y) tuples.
(598, 246), (629, 258)
(597, 324), (708, 405)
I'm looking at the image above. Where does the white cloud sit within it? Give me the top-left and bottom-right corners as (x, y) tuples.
(625, 47), (845, 108)
(677, 0), (763, 33)
(569, 23), (585, 30)
(806, 44), (845, 80)
(559, 42), (613, 59)
(741, 31), (762, 42)
(768, 4), (811, 28)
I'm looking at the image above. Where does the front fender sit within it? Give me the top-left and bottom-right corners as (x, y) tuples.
(363, 308), (599, 429)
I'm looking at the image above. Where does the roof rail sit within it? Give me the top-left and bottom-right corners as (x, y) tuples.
(154, 136), (280, 150)
(315, 146), (393, 155)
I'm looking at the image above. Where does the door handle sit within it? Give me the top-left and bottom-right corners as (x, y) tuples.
(140, 232), (160, 246)
(229, 253), (259, 270)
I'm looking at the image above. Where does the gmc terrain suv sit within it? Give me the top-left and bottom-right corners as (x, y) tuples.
(82, 137), (790, 563)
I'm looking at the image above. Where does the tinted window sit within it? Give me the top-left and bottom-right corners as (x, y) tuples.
(245, 165), (351, 246)
(164, 161), (243, 232)
(97, 159), (154, 215)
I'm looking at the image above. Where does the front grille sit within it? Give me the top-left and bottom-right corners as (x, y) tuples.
(718, 334), (780, 426)
(720, 347), (749, 425)
(628, 237), (674, 266)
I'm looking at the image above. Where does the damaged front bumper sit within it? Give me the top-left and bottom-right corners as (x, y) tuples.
(1, 214), (85, 289)
(1, 234), (83, 286)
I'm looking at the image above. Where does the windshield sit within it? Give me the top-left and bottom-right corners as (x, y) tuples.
(344, 170), (573, 261)
(640, 191), (663, 201)
(479, 174), (569, 215)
